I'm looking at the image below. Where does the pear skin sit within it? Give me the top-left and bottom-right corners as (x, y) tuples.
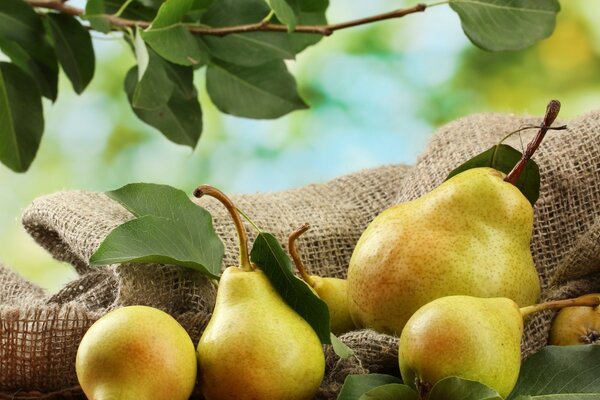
(76, 306), (197, 400)
(399, 295), (523, 399)
(311, 276), (355, 334)
(549, 293), (600, 345)
(348, 167), (541, 335)
(197, 267), (325, 400)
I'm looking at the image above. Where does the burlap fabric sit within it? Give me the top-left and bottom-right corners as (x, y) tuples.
(2, 109), (600, 399)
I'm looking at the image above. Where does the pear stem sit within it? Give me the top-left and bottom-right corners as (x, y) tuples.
(504, 99), (562, 185)
(288, 223), (316, 286)
(193, 185), (254, 272)
(520, 296), (600, 318)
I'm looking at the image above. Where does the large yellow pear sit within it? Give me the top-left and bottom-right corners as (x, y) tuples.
(76, 305), (197, 400)
(399, 295), (523, 399)
(197, 267), (325, 400)
(348, 167), (541, 335)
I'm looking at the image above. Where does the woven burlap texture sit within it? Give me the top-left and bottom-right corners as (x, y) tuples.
(1, 108), (600, 399)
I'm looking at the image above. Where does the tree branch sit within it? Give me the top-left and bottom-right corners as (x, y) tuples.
(26, 0), (427, 37)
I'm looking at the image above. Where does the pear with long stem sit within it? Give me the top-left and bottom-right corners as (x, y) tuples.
(289, 224), (356, 334)
(399, 294), (600, 400)
(194, 185), (325, 400)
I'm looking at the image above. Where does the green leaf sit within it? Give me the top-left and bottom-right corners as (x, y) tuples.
(104, 0), (159, 20)
(46, 14), (95, 94)
(0, 38), (58, 101)
(142, 0), (208, 66)
(288, 5), (327, 53)
(337, 374), (403, 400)
(0, 62), (44, 173)
(331, 333), (354, 359)
(445, 144), (540, 206)
(124, 66), (202, 147)
(269, 0), (299, 31)
(250, 232), (330, 344)
(0, 0), (45, 51)
(507, 346), (600, 399)
(132, 44), (175, 110)
(90, 183), (224, 278)
(360, 384), (418, 400)
(84, 0), (112, 34)
(449, 0), (561, 51)
(206, 58), (307, 119)
(200, 0), (295, 66)
(428, 377), (502, 400)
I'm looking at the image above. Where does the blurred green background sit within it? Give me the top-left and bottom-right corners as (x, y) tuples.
(1, 0), (599, 292)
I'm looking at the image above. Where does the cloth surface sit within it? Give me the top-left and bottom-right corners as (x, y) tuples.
(2, 109), (600, 398)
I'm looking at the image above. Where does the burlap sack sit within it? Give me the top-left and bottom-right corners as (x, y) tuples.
(2, 108), (600, 399)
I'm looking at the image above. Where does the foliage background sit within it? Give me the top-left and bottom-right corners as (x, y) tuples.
(0, 0), (598, 292)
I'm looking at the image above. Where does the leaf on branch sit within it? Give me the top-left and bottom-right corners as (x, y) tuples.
(90, 183), (224, 279)
(250, 232), (331, 344)
(449, 0), (561, 51)
(330, 333), (354, 359)
(507, 346), (600, 399)
(0, 0), (46, 49)
(0, 38), (58, 101)
(269, 0), (300, 31)
(124, 66), (202, 147)
(445, 144), (540, 206)
(46, 14), (95, 94)
(337, 374), (404, 400)
(142, 0), (209, 66)
(104, 0), (159, 20)
(0, 62), (44, 173)
(206, 58), (307, 119)
(84, 0), (111, 34)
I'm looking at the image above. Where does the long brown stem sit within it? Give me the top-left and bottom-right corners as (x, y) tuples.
(193, 185), (253, 272)
(26, 0), (427, 37)
(520, 296), (600, 318)
(288, 224), (315, 286)
(504, 100), (562, 185)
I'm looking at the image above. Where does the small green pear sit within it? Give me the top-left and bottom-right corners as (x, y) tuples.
(194, 186), (325, 400)
(348, 166), (541, 335)
(399, 296), (523, 399)
(76, 306), (197, 400)
(399, 294), (600, 399)
(549, 293), (600, 345)
(289, 224), (356, 334)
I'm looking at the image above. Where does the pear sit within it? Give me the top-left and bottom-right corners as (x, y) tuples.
(399, 294), (600, 399)
(76, 305), (197, 400)
(289, 223), (356, 334)
(348, 167), (541, 335)
(194, 185), (325, 400)
(549, 293), (600, 345)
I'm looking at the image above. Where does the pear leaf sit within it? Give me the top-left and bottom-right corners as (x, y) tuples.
(84, 0), (111, 34)
(449, 0), (560, 51)
(330, 333), (354, 359)
(90, 183), (224, 278)
(445, 144), (540, 206)
(359, 384), (418, 400)
(507, 346), (600, 399)
(268, 0), (299, 31)
(337, 374), (403, 400)
(250, 232), (330, 344)
(429, 377), (502, 400)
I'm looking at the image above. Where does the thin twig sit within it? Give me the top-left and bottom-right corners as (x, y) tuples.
(26, 0), (427, 37)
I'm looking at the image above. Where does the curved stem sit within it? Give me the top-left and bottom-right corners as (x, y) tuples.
(194, 185), (253, 272)
(288, 224), (316, 286)
(520, 296), (600, 318)
(25, 0), (426, 37)
(504, 100), (562, 185)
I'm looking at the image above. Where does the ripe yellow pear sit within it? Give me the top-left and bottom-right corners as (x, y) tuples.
(194, 186), (325, 400)
(76, 306), (197, 400)
(549, 293), (600, 345)
(348, 167), (541, 335)
(399, 293), (600, 399)
(399, 296), (523, 399)
(289, 224), (356, 334)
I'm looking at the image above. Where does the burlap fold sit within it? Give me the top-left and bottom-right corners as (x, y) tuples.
(2, 109), (600, 399)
